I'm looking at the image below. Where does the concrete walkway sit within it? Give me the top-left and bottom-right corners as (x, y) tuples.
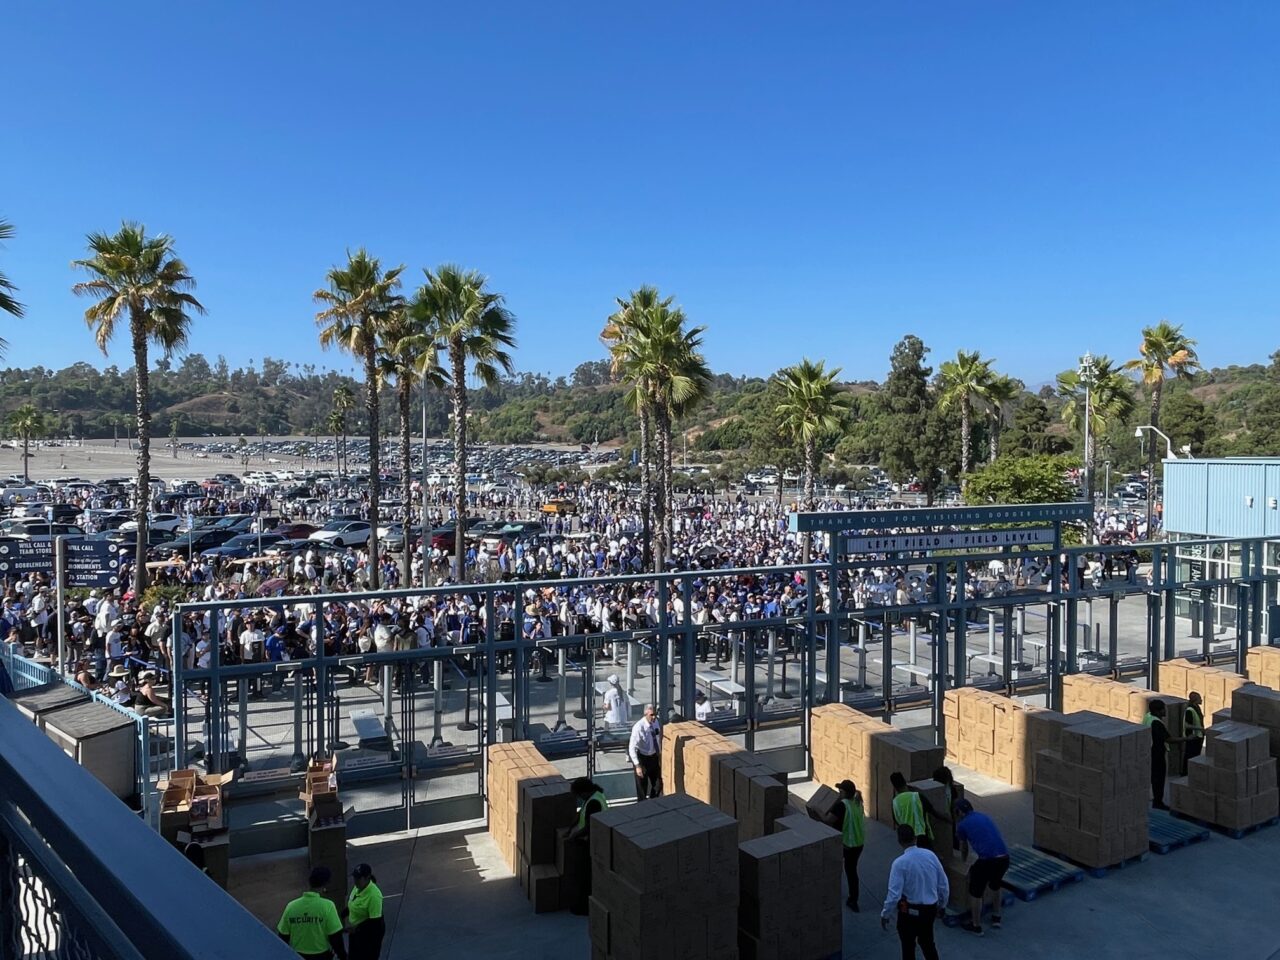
(230, 767), (1280, 960)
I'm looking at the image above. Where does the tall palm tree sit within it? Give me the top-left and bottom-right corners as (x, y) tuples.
(8, 404), (46, 483)
(381, 302), (447, 584)
(937, 350), (994, 483)
(72, 223), (203, 592)
(0, 219), (24, 353)
(314, 250), (404, 589)
(1056, 356), (1135, 498)
(602, 286), (667, 568)
(775, 360), (851, 567)
(983, 375), (1021, 464)
(325, 409), (345, 471)
(415, 266), (516, 581)
(332, 382), (355, 474)
(615, 299), (711, 566)
(1124, 321), (1200, 532)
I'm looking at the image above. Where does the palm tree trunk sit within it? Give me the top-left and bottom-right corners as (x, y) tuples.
(989, 413), (999, 464)
(132, 316), (151, 594)
(801, 437), (816, 568)
(452, 343), (468, 582)
(639, 409), (652, 570)
(21, 436), (29, 483)
(364, 346), (381, 589)
(1146, 383), (1163, 536)
(960, 399), (971, 486)
(663, 413), (675, 561)
(400, 380), (413, 586)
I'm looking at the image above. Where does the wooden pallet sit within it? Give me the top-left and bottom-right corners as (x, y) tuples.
(1148, 808), (1210, 854)
(1172, 811), (1280, 840)
(1032, 845), (1148, 879)
(1001, 845), (1086, 902)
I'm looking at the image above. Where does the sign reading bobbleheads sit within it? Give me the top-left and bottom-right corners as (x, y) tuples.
(0, 538), (122, 588)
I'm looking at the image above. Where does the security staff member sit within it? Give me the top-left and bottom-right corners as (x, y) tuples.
(566, 777), (609, 914)
(890, 772), (936, 850)
(1143, 699), (1185, 810)
(954, 799), (1008, 936)
(277, 867), (348, 960)
(832, 780), (865, 911)
(881, 823), (947, 960)
(345, 864), (384, 960)
(628, 703), (663, 800)
(1185, 691), (1205, 760)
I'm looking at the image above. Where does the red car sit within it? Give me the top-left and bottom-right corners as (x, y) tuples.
(272, 521), (320, 539)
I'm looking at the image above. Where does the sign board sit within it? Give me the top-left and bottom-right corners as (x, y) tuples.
(584, 635), (606, 653)
(63, 540), (123, 588)
(790, 501), (1091, 533)
(845, 528), (1055, 554)
(0, 539), (53, 576)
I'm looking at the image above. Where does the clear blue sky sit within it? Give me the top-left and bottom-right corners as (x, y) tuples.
(3, 2), (1277, 386)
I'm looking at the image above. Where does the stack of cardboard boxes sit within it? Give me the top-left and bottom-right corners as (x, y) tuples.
(737, 814), (842, 960)
(1032, 711), (1149, 868)
(1168, 720), (1279, 830)
(1063, 675), (1190, 775)
(810, 703), (942, 823)
(663, 722), (789, 841)
(1232, 683), (1280, 760)
(1246, 646), (1280, 690)
(486, 742), (577, 913)
(1158, 658), (1248, 722)
(943, 688), (1086, 788)
(588, 794), (738, 960)
(158, 768), (235, 845)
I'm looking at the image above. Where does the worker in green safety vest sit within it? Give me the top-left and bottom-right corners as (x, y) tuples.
(1185, 691), (1205, 760)
(890, 771), (937, 850)
(833, 780), (865, 911)
(569, 777), (609, 839)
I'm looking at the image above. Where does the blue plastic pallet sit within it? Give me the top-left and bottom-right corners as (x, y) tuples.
(1001, 845), (1086, 902)
(1172, 811), (1280, 840)
(1148, 808), (1210, 853)
(1032, 844), (1148, 879)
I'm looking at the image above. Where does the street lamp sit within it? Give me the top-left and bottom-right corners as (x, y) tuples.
(1078, 352), (1096, 507)
(1134, 425), (1175, 461)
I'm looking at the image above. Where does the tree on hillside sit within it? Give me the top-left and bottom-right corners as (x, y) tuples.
(1002, 396), (1071, 457)
(1161, 390), (1213, 456)
(332, 382), (355, 474)
(314, 250), (405, 588)
(415, 265), (516, 581)
(984, 375), (1021, 464)
(1124, 321), (1199, 531)
(963, 454), (1079, 507)
(8, 404), (46, 483)
(877, 335), (934, 487)
(0, 218), (24, 352)
(937, 349), (994, 483)
(73, 223), (204, 593)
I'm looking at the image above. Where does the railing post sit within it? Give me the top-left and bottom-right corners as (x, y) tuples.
(171, 613), (185, 769)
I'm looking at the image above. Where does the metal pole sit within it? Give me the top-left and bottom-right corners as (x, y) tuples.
(421, 379), (430, 588)
(556, 647), (567, 730)
(291, 667), (305, 772)
(55, 536), (66, 675)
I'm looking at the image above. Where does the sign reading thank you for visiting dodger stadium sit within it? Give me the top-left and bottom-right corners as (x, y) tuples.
(845, 528), (1054, 554)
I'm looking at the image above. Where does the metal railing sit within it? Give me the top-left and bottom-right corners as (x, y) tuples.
(0, 693), (295, 960)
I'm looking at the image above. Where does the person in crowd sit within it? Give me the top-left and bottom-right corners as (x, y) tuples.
(602, 673), (630, 727)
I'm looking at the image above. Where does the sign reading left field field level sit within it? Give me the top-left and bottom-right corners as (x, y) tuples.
(0, 538), (123, 588)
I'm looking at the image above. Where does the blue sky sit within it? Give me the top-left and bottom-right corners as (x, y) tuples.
(3, 2), (1277, 386)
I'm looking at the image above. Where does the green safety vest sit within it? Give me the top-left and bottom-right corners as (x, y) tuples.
(893, 791), (932, 839)
(1185, 705), (1204, 738)
(577, 791), (609, 831)
(1143, 713), (1171, 754)
(841, 798), (865, 848)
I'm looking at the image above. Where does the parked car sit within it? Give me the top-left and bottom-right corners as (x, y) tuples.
(271, 521), (320, 539)
(120, 513), (185, 534)
(149, 528), (237, 559)
(309, 520), (373, 548)
(201, 532), (286, 560)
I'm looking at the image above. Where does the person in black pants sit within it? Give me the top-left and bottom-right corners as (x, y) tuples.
(830, 780), (865, 911)
(881, 824), (947, 960)
(1145, 699), (1184, 810)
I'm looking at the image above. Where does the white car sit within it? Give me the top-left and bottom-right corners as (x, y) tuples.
(309, 520), (373, 547)
(120, 513), (186, 534)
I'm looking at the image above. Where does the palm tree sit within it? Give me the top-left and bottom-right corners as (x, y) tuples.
(415, 266), (516, 581)
(1124, 321), (1200, 532)
(72, 223), (204, 592)
(602, 286), (666, 568)
(0, 219), (24, 353)
(325, 409), (345, 472)
(8, 404), (46, 483)
(1056, 356), (1135, 498)
(382, 301), (446, 585)
(332, 382), (355, 474)
(314, 251), (404, 589)
(983, 375), (1021, 464)
(615, 299), (711, 566)
(937, 350), (994, 483)
(775, 360), (851, 566)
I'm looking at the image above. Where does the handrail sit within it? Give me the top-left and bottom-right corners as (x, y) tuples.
(0, 694), (295, 960)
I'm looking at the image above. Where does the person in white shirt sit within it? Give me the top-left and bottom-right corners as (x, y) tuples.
(881, 823), (948, 959)
(627, 703), (663, 801)
(694, 689), (713, 721)
(602, 674), (631, 727)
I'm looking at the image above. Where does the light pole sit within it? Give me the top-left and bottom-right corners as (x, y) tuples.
(1078, 352), (1096, 506)
(1104, 460), (1112, 504)
(1134, 425), (1176, 536)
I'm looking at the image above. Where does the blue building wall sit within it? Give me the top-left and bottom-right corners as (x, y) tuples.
(1164, 458), (1280, 538)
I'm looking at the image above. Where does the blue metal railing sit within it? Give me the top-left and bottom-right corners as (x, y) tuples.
(0, 693), (295, 960)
